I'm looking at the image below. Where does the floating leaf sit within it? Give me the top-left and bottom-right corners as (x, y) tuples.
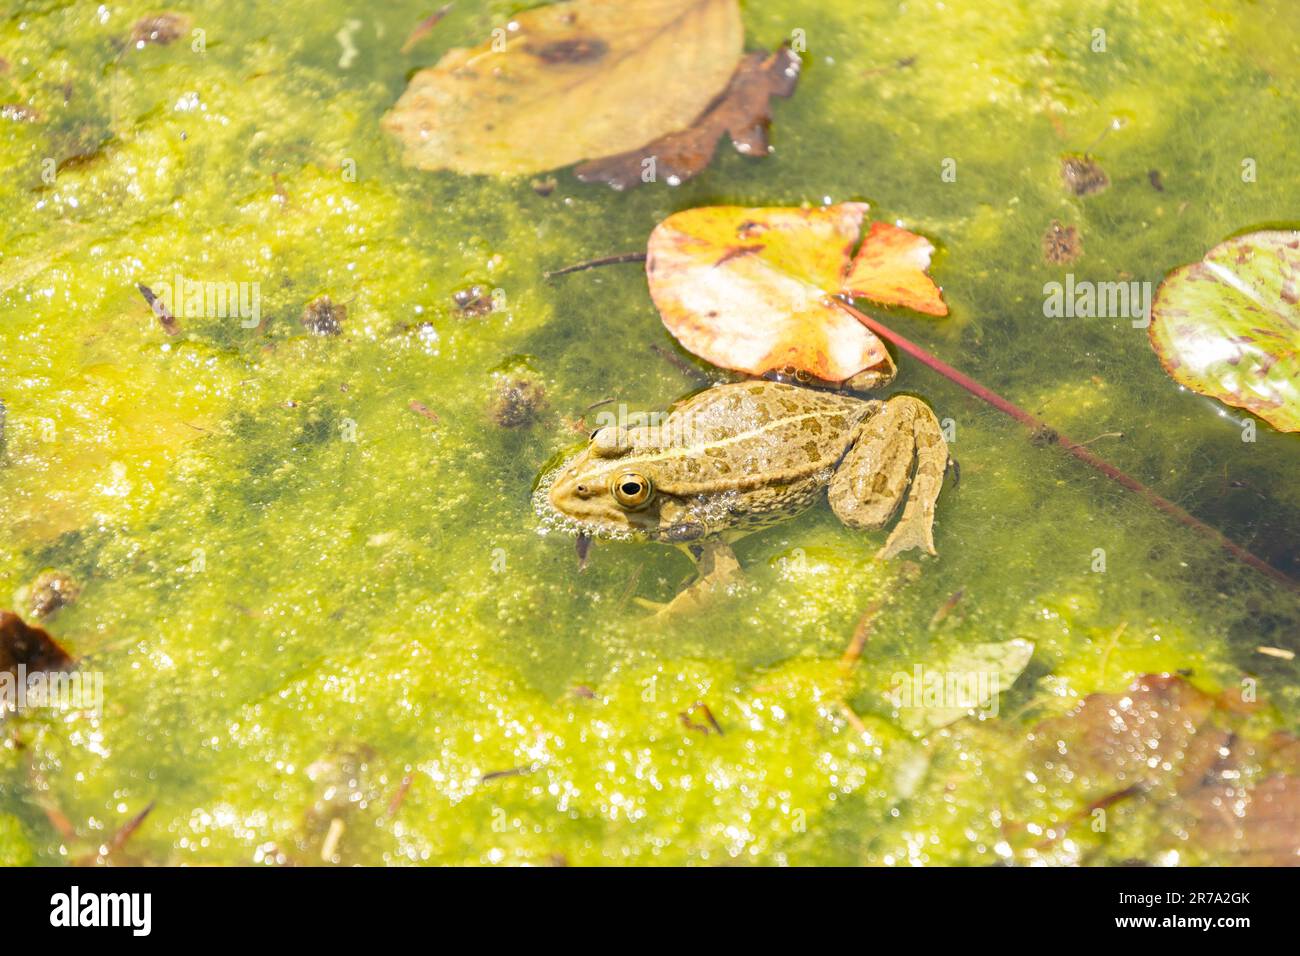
(645, 203), (946, 382)
(382, 0), (743, 176)
(574, 46), (800, 190)
(885, 638), (1034, 733)
(844, 221), (948, 316)
(1149, 230), (1300, 432)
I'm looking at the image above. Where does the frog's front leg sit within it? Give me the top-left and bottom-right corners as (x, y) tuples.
(634, 538), (744, 616)
(827, 396), (948, 559)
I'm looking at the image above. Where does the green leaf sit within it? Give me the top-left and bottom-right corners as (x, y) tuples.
(1149, 230), (1300, 433)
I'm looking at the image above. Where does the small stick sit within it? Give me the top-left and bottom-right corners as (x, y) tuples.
(840, 598), (884, 671)
(409, 399), (440, 421)
(838, 701), (870, 735)
(401, 4), (453, 55)
(544, 252), (646, 279)
(387, 774), (414, 817)
(1099, 621), (1128, 682)
(680, 701), (723, 735)
(614, 562), (645, 609)
(835, 299), (1296, 590)
(108, 800), (155, 855)
(927, 588), (966, 630)
(1065, 431), (1123, 451)
(481, 764), (539, 782)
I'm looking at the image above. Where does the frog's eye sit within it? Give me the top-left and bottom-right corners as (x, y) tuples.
(611, 472), (653, 509)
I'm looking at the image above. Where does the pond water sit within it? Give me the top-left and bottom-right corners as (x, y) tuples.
(1, 0), (1297, 865)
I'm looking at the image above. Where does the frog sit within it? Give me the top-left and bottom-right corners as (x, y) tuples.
(541, 379), (949, 614)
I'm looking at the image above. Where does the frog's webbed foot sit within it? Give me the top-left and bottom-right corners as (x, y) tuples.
(827, 395), (948, 559)
(633, 539), (745, 617)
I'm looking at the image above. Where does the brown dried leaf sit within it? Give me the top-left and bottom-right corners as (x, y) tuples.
(1029, 674), (1300, 865)
(574, 46), (800, 190)
(382, 0), (743, 176)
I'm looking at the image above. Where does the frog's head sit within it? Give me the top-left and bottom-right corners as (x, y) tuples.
(545, 426), (664, 540)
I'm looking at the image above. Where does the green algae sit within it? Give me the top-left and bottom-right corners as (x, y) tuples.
(0, 0), (1298, 866)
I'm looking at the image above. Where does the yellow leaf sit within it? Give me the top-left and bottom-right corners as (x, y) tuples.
(646, 203), (891, 382)
(382, 0), (743, 176)
(844, 221), (948, 316)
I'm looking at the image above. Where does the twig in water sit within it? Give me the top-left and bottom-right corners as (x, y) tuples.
(840, 598), (884, 671)
(387, 774), (415, 817)
(107, 801), (155, 856)
(1065, 431), (1123, 451)
(481, 764), (540, 782)
(680, 701), (723, 735)
(834, 299), (1296, 590)
(928, 588), (966, 630)
(544, 252), (646, 279)
(615, 562), (645, 609)
(401, 4), (453, 54)
(1099, 621), (1128, 682)
(409, 399), (440, 422)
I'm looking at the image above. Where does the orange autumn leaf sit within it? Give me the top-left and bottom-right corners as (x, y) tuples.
(645, 204), (947, 383)
(844, 221), (948, 316)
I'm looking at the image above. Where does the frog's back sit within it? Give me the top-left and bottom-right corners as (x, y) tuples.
(639, 381), (869, 494)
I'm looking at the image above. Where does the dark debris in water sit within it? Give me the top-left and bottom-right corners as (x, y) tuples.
(1061, 155), (1110, 197)
(25, 570), (79, 619)
(0, 610), (74, 677)
(452, 285), (496, 317)
(301, 295), (346, 336)
(488, 375), (547, 428)
(680, 701), (724, 736)
(1041, 219), (1083, 265)
(129, 13), (191, 49)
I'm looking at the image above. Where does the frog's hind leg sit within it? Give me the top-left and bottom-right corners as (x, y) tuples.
(828, 396), (948, 559)
(633, 539), (744, 617)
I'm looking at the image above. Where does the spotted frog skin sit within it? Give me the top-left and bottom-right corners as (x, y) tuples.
(544, 380), (948, 613)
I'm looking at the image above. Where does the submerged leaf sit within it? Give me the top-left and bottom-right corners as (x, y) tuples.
(1028, 674), (1300, 865)
(574, 46), (800, 190)
(886, 638), (1034, 733)
(382, 0), (743, 176)
(645, 204), (947, 382)
(1149, 230), (1300, 432)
